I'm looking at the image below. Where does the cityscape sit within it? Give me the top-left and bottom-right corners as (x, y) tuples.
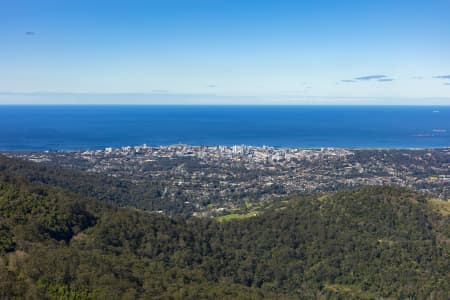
(9, 144), (450, 217)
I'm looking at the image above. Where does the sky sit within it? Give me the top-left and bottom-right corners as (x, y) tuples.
(1, 0), (450, 105)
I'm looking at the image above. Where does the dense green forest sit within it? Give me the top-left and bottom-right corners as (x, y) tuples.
(1, 155), (449, 299)
(0, 155), (185, 214)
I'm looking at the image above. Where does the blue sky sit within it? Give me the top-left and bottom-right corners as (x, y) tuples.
(1, 0), (450, 104)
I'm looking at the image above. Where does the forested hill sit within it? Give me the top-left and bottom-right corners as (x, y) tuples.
(0, 154), (185, 214)
(1, 158), (450, 299)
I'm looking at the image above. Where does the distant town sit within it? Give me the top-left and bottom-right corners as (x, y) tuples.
(6, 144), (450, 216)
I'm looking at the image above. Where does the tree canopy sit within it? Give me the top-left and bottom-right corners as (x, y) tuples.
(1, 155), (449, 299)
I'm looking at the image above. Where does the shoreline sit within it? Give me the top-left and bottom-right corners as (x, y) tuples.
(1, 143), (450, 153)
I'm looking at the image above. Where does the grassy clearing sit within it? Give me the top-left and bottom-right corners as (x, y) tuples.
(216, 212), (258, 222)
(324, 283), (384, 299)
(428, 199), (450, 216)
(215, 198), (291, 222)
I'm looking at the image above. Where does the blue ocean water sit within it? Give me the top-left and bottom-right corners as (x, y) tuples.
(0, 105), (449, 150)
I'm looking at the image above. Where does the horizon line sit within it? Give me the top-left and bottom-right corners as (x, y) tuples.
(0, 103), (450, 107)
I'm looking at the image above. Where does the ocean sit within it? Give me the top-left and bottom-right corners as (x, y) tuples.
(0, 105), (448, 150)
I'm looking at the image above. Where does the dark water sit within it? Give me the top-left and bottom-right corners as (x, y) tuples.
(0, 105), (448, 150)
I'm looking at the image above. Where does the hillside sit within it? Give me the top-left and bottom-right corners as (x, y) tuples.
(0, 155), (187, 215)
(1, 157), (449, 299)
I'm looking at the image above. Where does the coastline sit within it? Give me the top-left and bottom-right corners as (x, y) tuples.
(1, 143), (450, 153)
